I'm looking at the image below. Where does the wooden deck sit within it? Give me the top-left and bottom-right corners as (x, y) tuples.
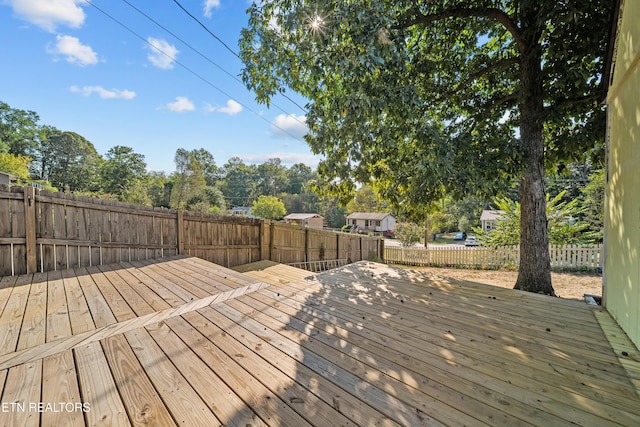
(0, 256), (639, 426)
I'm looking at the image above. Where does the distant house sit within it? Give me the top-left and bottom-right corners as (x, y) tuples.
(480, 210), (505, 231)
(283, 213), (324, 229)
(230, 206), (256, 218)
(0, 171), (17, 186)
(346, 212), (396, 235)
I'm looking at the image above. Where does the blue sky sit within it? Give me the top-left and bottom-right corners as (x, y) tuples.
(0, 0), (315, 173)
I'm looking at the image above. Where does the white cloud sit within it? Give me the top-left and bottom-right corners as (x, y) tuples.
(205, 99), (243, 115)
(270, 114), (308, 139)
(240, 152), (321, 167)
(146, 37), (178, 69)
(203, 0), (220, 18)
(70, 85), (136, 100)
(9, 0), (86, 32)
(47, 35), (97, 66)
(166, 96), (195, 112)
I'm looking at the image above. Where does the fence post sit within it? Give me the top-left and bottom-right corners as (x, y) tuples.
(176, 210), (184, 255)
(269, 221), (275, 261)
(305, 227), (310, 262)
(24, 186), (37, 273)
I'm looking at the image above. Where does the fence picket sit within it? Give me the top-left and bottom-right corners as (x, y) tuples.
(385, 244), (602, 270)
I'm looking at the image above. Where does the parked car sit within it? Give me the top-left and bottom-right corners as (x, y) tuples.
(464, 236), (480, 247)
(454, 232), (467, 241)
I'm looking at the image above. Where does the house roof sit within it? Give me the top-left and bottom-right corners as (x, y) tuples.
(480, 210), (505, 221)
(283, 213), (323, 220)
(346, 212), (393, 220)
(0, 170), (16, 179)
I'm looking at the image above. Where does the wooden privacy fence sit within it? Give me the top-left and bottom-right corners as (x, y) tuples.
(385, 244), (603, 270)
(0, 186), (383, 276)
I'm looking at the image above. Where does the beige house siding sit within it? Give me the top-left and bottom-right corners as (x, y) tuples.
(605, 0), (640, 348)
(283, 214), (324, 229)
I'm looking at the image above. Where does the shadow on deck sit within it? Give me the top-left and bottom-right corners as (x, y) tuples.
(0, 256), (638, 426)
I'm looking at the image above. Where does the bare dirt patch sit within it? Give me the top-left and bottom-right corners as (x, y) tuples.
(403, 266), (602, 301)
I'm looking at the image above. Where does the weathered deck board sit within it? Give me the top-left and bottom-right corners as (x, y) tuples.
(0, 257), (639, 427)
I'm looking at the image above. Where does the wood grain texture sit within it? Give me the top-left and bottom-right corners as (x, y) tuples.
(124, 328), (219, 427)
(41, 350), (85, 427)
(0, 256), (638, 427)
(101, 334), (176, 427)
(75, 342), (131, 427)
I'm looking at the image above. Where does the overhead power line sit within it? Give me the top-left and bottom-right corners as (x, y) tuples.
(82, 0), (305, 141)
(119, 0), (308, 126)
(170, 0), (239, 59)
(170, 0), (309, 114)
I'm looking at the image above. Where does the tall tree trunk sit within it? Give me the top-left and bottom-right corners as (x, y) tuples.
(514, 39), (554, 295)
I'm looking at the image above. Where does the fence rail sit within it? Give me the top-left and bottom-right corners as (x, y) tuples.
(288, 259), (348, 272)
(0, 185), (383, 276)
(384, 244), (603, 270)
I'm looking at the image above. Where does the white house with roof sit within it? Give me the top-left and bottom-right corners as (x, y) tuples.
(230, 206), (256, 218)
(283, 213), (324, 229)
(480, 210), (504, 231)
(346, 212), (396, 235)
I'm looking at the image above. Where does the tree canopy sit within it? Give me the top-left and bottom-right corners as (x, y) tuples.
(240, 0), (613, 294)
(39, 129), (101, 192)
(100, 145), (147, 197)
(0, 153), (31, 181)
(251, 195), (286, 219)
(0, 101), (40, 156)
(475, 191), (596, 247)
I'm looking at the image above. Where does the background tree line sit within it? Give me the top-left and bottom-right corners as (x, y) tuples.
(1, 99), (604, 240)
(0, 100), (360, 227)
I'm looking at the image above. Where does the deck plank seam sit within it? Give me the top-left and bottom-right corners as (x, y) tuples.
(0, 280), (271, 371)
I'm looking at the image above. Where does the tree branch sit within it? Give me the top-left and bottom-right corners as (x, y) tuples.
(453, 57), (519, 94)
(480, 92), (519, 115)
(547, 93), (601, 110)
(394, 7), (525, 53)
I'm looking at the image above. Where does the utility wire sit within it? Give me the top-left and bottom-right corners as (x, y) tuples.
(82, 0), (305, 141)
(170, 0), (309, 114)
(171, 0), (239, 59)
(120, 0), (307, 126)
